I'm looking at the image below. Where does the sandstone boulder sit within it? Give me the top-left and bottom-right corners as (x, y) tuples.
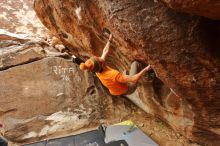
(34, 0), (220, 145)
(0, 0), (46, 36)
(0, 34), (131, 144)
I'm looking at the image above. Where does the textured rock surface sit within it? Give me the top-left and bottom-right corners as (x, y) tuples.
(160, 0), (220, 20)
(0, 0), (46, 36)
(0, 34), (113, 143)
(1, 57), (99, 142)
(0, 34), (203, 146)
(34, 0), (220, 145)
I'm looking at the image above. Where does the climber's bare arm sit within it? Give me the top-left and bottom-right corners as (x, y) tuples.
(100, 34), (113, 61)
(121, 65), (152, 84)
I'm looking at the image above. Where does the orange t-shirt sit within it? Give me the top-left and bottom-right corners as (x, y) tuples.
(96, 66), (128, 95)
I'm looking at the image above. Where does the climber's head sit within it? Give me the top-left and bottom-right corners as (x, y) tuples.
(80, 59), (94, 71)
(80, 57), (102, 72)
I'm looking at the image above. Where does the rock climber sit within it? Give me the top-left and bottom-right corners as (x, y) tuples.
(79, 34), (152, 96)
(45, 34), (152, 96)
(0, 123), (8, 146)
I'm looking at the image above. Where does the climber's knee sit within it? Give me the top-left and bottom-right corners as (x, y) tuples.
(129, 61), (142, 76)
(130, 61), (139, 69)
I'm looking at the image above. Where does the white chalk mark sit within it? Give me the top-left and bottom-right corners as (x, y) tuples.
(52, 66), (76, 81)
(56, 93), (64, 97)
(75, 7), (82, 20)
(53, 66), (58, 74)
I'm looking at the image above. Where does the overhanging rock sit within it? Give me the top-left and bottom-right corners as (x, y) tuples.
(34, 0), (220, 145)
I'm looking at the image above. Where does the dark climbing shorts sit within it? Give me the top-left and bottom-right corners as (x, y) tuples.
(0, 137), (8, 146)
(123, 83), (137, 95)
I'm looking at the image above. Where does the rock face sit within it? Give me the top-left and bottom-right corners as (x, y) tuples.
(34, 0), (220, 145)
(0, 33), (135, 144)
(160, 0), (220, 20)
(0, 0), (46, 36)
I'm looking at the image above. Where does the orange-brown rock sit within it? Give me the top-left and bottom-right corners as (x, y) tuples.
(34, 0), (220, 145)
(0, 34), (135, 144)
(160, 0), (220, 20)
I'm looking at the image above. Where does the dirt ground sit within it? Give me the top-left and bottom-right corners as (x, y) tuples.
(114, 109), (201, 146)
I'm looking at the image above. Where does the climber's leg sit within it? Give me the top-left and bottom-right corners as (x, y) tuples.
(124, 61), (142, 95)
(125, 83), (137, 95)
(129, 61), (142, 76)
